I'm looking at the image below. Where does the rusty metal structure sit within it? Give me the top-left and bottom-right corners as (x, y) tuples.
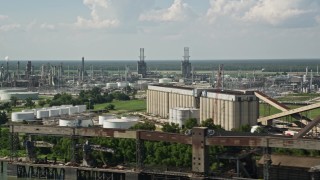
(4, 124), (320, 179)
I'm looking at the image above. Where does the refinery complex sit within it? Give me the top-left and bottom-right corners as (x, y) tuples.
(1, 48), (320, 180)
(2, 0), (320, 179)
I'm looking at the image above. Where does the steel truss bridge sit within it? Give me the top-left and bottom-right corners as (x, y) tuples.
(5, 124), (320, 180)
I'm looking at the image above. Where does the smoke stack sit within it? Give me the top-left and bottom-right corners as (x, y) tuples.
(5, 56), (9, 77)
(82, 57), (84, 81)
(183, 47), (190, 62)
(139, 48), (145, 62)
(17, 61), (20, 80)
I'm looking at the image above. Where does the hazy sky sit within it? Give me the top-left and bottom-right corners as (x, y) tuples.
(0, 0), (320, 60)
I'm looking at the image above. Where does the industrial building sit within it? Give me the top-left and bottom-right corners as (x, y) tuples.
(147, 85), (259, 130)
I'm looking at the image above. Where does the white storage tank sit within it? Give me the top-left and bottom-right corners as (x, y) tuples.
(22, 109), (33, 112)
(106, 83), (118, 89)
(159, 78), (172, 84)
(32, 109), (40, 116)
(137, 80), (148, 89)
(11, 112), (34, 122)
(103, 119), (138, 129)
(98, 115), (116, 125)
(169, 108), (177, 124)
(176, 108), (190, 127)
(61, 105), (73, 108)
(169, 107), (200, 127)
(59, 117), (93, 127)
(102, 116), (139, 129)
(77, 105), (87, 113)
(189, 108), (200, 124)
(117, 82), (128, 88)
(36, 109), (49, 119)
(68, 106), (79, 115)
(59, 107), (69, 115)
(49, 109), (60, 117)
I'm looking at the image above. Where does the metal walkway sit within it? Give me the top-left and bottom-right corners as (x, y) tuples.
(255, 91), (313, 124)
(258, 102), (320, 123)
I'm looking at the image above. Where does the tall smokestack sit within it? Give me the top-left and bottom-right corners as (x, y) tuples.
(17, 61), (20, 80)
(139, 48), (145, 62)
(181, 47), (191, 78)
(5, 56), (9, 80)
(183, 47), (190, 62)
(81, 57), (84, 81)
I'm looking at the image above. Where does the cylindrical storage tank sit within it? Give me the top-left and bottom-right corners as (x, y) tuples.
(49, 109), (60, 117)
(59, 118), (93, 127)
(77, 105), (87, 113)
(190, 108), (200, 119)
(59, 119), (74, 127)
(61, 105), (73, 107)
(172, 108), (177, 124)
(36, 109), (49, 119)
(123, 116), (139, 121)
(68, 107), (79, 115)
(129, 83), (137, 88)
(98, 115), (116, 125)
(176, 108), (190, 127)
(137, 80), (148, 89)
(22, 109), (33, 112)
(11, 112), (34, 122)
(159, 78), (172, 84)
(59, 107), (69, 115)
(106, 83), (118, 89)
(32, 109), (39, 116)
(117, 82), (128, 88)
(77, 119), (93, 127)
(103, 119), (138, 129)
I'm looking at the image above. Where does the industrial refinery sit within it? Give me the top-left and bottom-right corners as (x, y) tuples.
(1, 52), (320, 180)
(2, 0), (320, 179)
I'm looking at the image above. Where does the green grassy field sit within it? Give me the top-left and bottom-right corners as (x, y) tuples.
(94, 99), (146, 113)
(275, 93), (320, 102)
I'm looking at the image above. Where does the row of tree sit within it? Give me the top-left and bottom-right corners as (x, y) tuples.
(38, 87), (130, 109)
(1, 118), (320, 171)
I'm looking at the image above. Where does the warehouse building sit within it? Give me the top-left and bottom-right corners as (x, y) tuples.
(147, 85), (259, 130)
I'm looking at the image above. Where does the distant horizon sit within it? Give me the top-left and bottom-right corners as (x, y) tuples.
(1, 1), (319, 60)
(2, 58), (320, 62)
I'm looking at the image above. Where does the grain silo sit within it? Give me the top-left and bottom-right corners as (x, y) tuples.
(147, 85), (259, 131)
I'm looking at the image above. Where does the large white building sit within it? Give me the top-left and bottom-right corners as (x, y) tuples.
(147, 85), (259, 130)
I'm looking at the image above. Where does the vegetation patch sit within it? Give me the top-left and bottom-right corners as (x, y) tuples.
(94, 99), (146, 113)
